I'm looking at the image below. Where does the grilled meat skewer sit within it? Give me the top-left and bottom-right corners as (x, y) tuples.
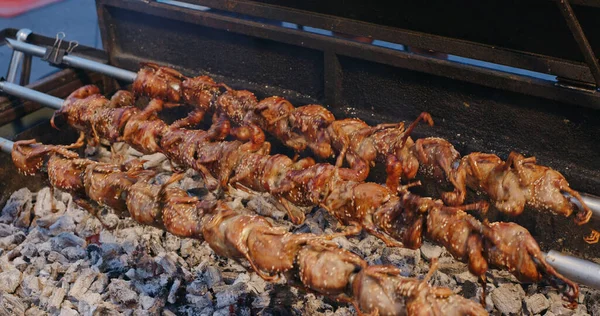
(131, 63), (593, 227)
(47, 86), (580, 305)
(11, 137), (487, 316)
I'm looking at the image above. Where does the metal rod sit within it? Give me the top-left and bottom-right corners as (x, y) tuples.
(568, 193), (600, 221)
(0, 81), (63, 110)
(545, 250), (600, 290)
(556, 0), (600, 89)
(5, 38), (138, 83)
(6, 29), (33, 84)
(0, 138), (14, 154)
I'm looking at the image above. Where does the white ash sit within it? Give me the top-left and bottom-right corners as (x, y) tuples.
(0, 144), (598, 315)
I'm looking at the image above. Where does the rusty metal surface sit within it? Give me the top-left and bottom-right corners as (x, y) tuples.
(181, 0), (600, 84)
(557, 0), (600, 88)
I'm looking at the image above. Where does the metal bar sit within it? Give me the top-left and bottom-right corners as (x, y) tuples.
(0, 81), (63, 110)
(569, 193), (600, 221)
(5, 29), (32, 83)
(545, 250), (600, 289)
(180, 0), (597, 83)
(5, 38), (138, 83)
(20, 52), (32, 86)
(102, 0), (600, 110)
(557, 0), (600, 89)
(0, 138), (14, 154)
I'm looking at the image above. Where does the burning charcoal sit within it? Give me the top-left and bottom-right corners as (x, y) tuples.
(12, 257), (27, 272)
(77, 292), (103, 315)
(133, 278), (165, 297)
(103, 258), (127, 278)
(525, 293), (550, 315)
(0, 188), (33, 225)
(0, 269), (22, 293)
(0, 223), (19, 238)
(429, 269), (457, 289)
(215, 282), (248, 309)
(33, 188), (60, 219)
(50, 232), (86, 250)
(94, 304), (122, 316)
(48, 216), (76, 236)
(381, 247), (420, 276)
(547, 291), (587, 316)
(108, 279), (139, 307)
(187, 279), (208, 297)
(0, 232), (26, 250)
(355, 235), (383, 257)
(167, 278), (181, 304)
(60, 247), (87, 261)
(164, 234), (180, 253)
(420, 241), (443, 261)
(491, 283), (525, 315)
(17, 274), (41, 299)
(35, 241), (52, 258)
(61, 259), (85, 283)
(87, 273), (108, 294)
(460, 280), (479, 299)
(454, 271), (479, 284)
(246, 195), (287, 221)
(75, 218), (103, 241)
(185, 293), (213, 309)
(59, 306), (78, 316)
(116, 227), (143, 256)
(86, 244), (103, 267)
(20, 243), (38, 260)
(0, 293), (25, 315)
(68, 268), (98, 301)
(139, 294), (156, 310)
(157, 252), (187, 277)
(24, 306), (46, 316)
(203, 266), (223, 289)
(140, 152), (167, 169)
(14, 207), (33, 229)
(46, 282), (68, 313)
(64, 201), (86, 224)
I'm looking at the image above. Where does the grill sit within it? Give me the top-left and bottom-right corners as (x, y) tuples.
(1, 0), (600, 315)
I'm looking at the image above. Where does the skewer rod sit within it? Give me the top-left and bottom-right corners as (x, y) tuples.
(5, 38), (137, 83)
(546, 250), (600, 290)
(0, 138), (14, 154)
(0, 81), (63, 109)
(576, 193), (600, 221)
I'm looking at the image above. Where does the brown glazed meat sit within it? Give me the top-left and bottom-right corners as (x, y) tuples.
(131, 63), (593, 228)
(11, 139), (487, 315)
(443, 151), (592, 225)
(50, 86), (580, 305)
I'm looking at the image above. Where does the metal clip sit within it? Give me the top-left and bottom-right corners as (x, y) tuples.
(42, 32), (67, 66)
(66, 40), (79, 54)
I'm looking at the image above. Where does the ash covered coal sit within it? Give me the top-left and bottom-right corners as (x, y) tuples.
(0, 143), (598, 315)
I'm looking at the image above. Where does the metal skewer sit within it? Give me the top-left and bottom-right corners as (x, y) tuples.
(4, 38), (600, 220)
(5, 38), (137, 83)
(545, 250), (600, 290)
(0, 83), (599, 290)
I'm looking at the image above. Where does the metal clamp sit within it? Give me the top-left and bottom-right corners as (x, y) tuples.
(42, 32), (80, 68)
(5, 28), (33, 85)
(42, 32), (67, 66)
